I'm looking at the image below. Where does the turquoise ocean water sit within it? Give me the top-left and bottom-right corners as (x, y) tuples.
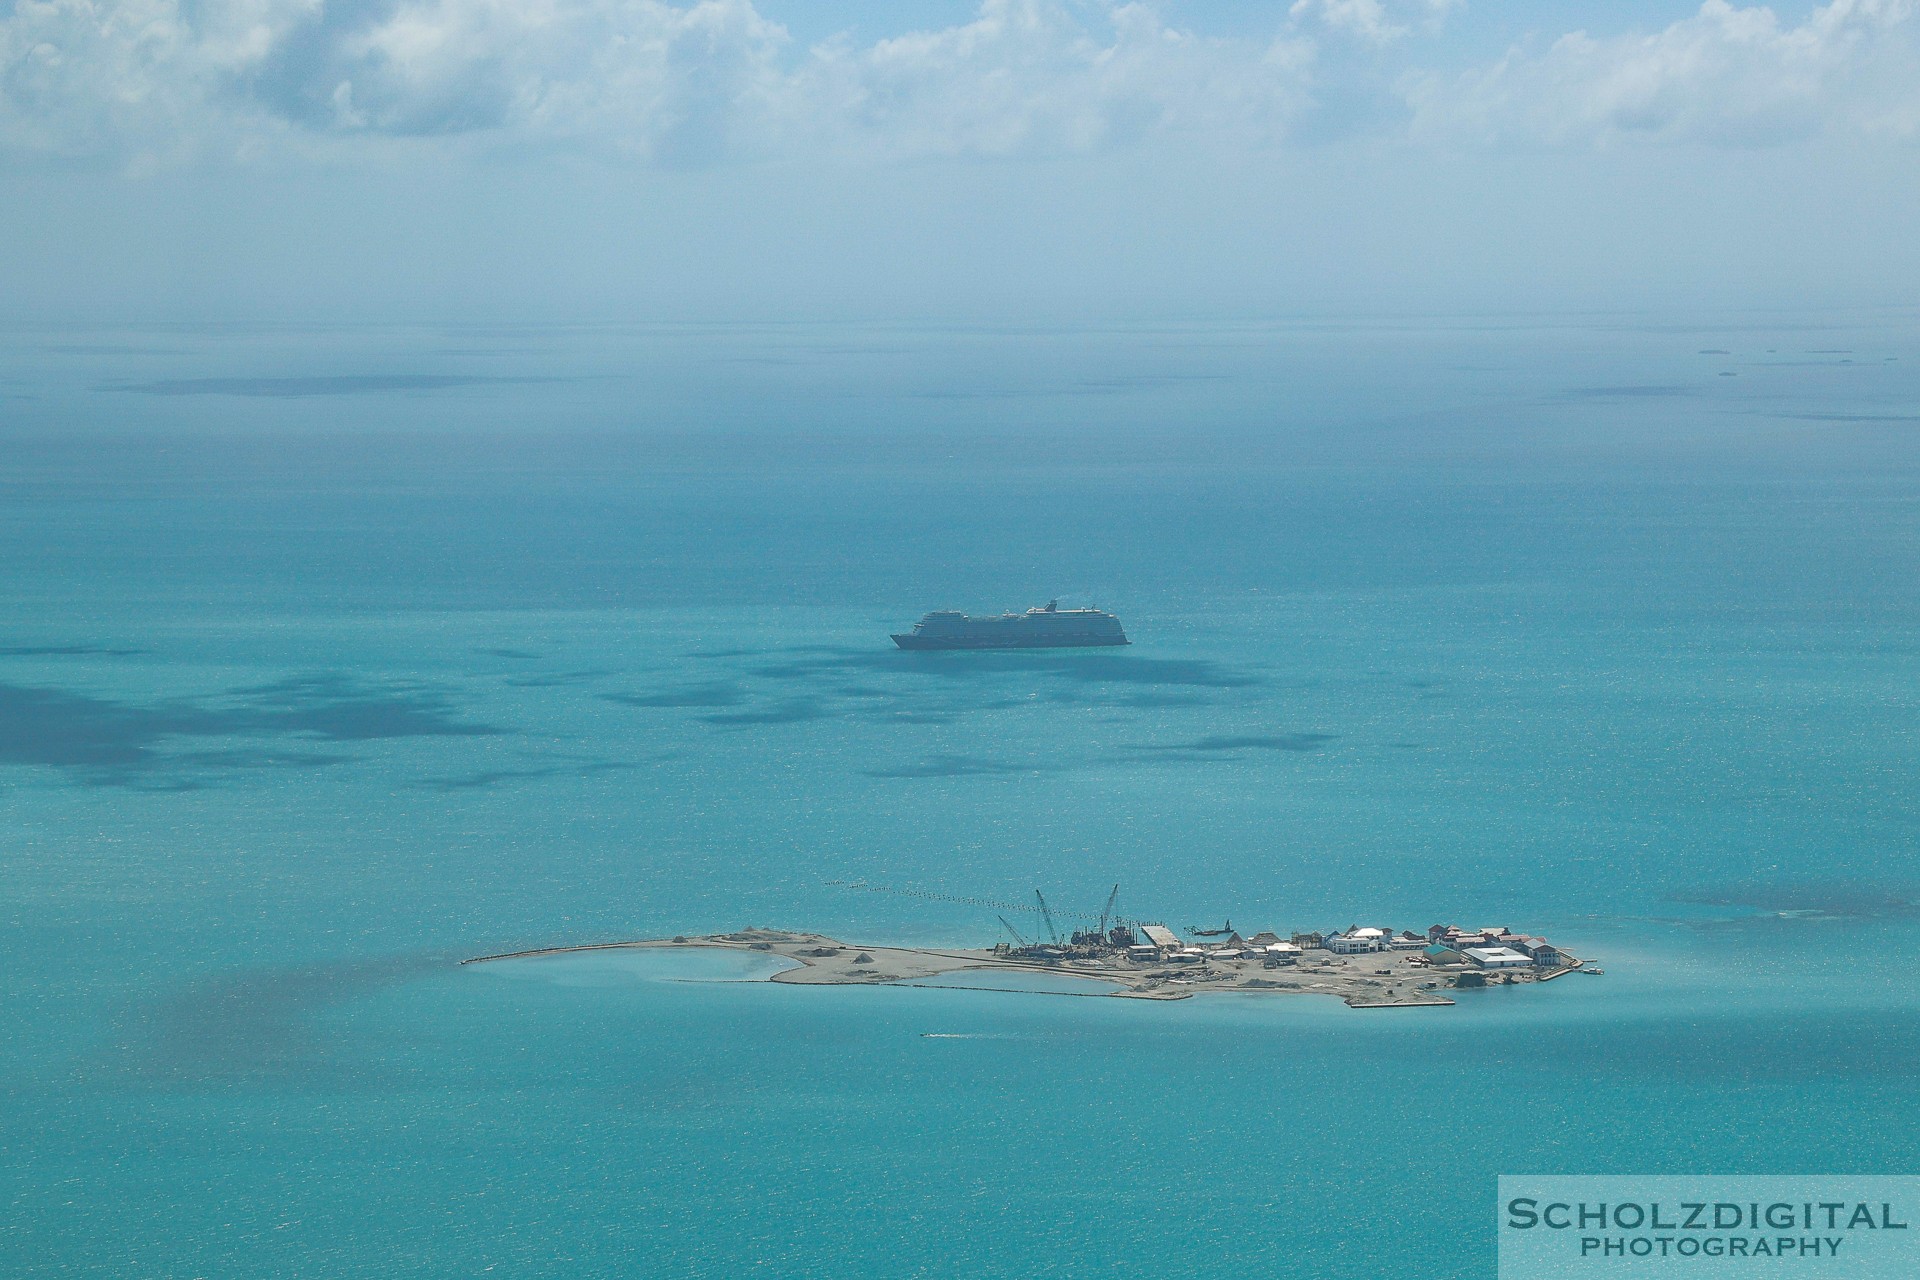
(3, 316), (1919, 1276)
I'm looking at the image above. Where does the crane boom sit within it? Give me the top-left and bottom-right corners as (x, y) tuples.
(1034, 890), (1060, 945)
(998, 915), (1029, 948)
(1099, 884), (1120, 934)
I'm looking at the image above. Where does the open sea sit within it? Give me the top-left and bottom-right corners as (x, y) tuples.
(3, 315), (1919, 1276)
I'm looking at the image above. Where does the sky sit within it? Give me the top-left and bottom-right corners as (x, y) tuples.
(2, 0), (1917, 323)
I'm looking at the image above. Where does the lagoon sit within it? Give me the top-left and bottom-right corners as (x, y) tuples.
(3, 315), (1918, 1276)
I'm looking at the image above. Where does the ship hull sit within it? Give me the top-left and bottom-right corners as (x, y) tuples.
(891, 633), (1130, 650)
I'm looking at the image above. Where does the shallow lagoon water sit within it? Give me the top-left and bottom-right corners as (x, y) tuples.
(483, 947), (803, 986)
(4, 317), (1920, 1276)
(894, 968), (1125, 995)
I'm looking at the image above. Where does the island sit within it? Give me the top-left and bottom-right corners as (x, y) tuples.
(463, 920), (1591, 1009)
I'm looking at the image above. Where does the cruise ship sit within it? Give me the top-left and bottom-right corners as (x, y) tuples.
(891, 601), (1129, 650)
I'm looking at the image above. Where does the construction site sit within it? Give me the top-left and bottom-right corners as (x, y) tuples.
(465, 884), (1592, 1009)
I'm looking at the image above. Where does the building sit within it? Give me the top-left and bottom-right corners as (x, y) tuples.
(1462, 946), (1531, 970)
(1327, 929), (1385, 955)
(1263, 942), (1302, 967)
(1524, 940), (1565, 968)
(1138, 924), (1180, 952)
(1291, 932), (1326, 950)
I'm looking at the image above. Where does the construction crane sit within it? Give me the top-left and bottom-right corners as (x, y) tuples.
(998, 915), (1030, 948)
(1034, 889), (1060, 946)
(1098, 884), (1121, 935)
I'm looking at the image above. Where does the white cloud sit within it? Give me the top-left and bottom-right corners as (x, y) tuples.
(1289, 0), (1459, 46)
(332, 0), (790, 157)
(330, 0), (1314, 161)
(6, 0), (1920, 168)
(1, 0), (192, 158)
(805, 0), (1312, 159)
(0, 0), (1314, 165)
(1405, 0), (1920, 147)
(0, 0), (328, 163)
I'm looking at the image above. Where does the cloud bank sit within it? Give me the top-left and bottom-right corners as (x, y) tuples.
(2, 0), (1917, 167)
(0, 0), (1313, 164)
(1408, 0), (1920, 147)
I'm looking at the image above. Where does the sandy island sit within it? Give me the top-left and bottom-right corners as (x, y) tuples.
(463, 928), (1586, 1008)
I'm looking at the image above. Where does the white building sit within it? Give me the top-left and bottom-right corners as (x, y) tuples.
(1327, 928), (1387, 955)
(1462, 946), (1531, 970)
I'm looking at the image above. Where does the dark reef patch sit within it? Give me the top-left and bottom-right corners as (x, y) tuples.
(1782, 412), (1920, 424)
(596, 642), (1268, 741)
(604, 683), (746, 709)
(44, 343), (183, 356)
(502, 670), (616, 688)
(746, 646), (1260, 690)
(1129, 733), (1336, 755)
(865, 754), (1052, 779)
(699, 697), (831, 726)
(1113, 691), (1214, 708)
(113, 374), (565, 398)
(0, 675), (498, 786)
(417, 761), (636, 790)
(1561, 385), (1696, 399)
(0, 644), (148, 657)
(224, 674), (499, 742)
(1670, 882), (1920, 925)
